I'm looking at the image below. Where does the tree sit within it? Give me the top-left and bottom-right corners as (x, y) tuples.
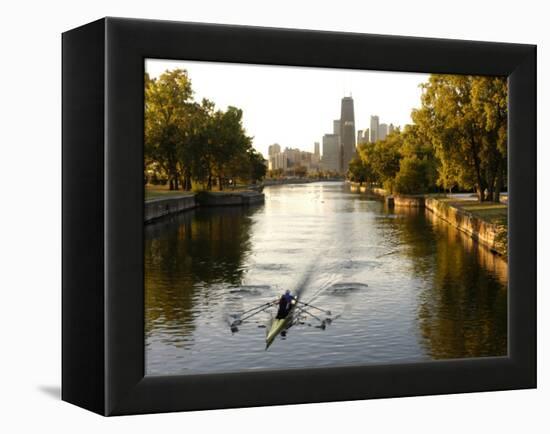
(413, 75), (507, 201)
(145, 69), (194, 190)
(184, 98), (216, 190)
(247, 150), (267, 184)
(145, 68), (312, 192)
(294, 165), (307, 178)
(365, 132), (402, 192)
(348, 153), (376, 184)
(393, 124), (437, 195)
(209, 106), (251, 190)
(394, 156), (434, 194)
(471, 76), (507, 201)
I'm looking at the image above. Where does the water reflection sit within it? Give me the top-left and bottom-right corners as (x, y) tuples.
(145, 207), (256, 348)
(145, 182), (507, 375)
(417, 209), (507, 358)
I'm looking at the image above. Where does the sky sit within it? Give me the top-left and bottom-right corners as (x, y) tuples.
(145, 59), (429, 159)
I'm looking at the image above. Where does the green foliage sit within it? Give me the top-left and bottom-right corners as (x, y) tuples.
(412, 75), (507, 201)
(144, 69), (265, 191)
(247, 149), (268, 183)
(393, 124), (437, 194)
(351, 75), (507, 200)
(145, 69), (194, 190)
(347, 155), (373, 183)
(394, 156), (433, 194)
(355, 132), (402, 193)
(294, 165), (308, 178)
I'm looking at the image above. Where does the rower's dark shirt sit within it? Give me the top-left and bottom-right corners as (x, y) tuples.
(277, 294), (292, 318)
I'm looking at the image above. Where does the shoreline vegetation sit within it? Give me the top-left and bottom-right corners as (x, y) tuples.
(145, 69), (267, 193)
(348, 75), (507, 204)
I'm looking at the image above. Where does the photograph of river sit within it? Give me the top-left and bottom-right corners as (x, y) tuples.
(144, 60), (508, 376)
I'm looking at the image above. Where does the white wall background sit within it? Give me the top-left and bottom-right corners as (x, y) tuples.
(0, 0), (546, 432)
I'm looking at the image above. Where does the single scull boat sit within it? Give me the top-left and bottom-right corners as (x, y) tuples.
(265, 295), (298, 349)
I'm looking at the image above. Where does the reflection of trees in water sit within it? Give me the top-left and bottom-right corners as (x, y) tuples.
(424, 210), (508, 285)
(390, 206), (508, 359)
(144, 207), (256, 340)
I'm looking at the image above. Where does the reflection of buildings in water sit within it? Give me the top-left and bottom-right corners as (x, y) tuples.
(423, 209), (508, 286)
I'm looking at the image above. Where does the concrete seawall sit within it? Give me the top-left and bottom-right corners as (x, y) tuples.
(424, 198), (507, 257)
(196, 191), (265, 206)
(388, 195), (426, 208)
(145, 191), (265, 224)
(351, 185), (506, 258)
(145, 194), (197, 223)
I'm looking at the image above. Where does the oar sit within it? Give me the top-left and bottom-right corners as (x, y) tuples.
(300, 308), (324, 324)
(231, 301), (277, 326)
(297, 300), (331, 315)
(236, 300), (278, 318)
(298, 308), (328, 330)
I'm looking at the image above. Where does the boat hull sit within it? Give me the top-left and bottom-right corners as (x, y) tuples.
(265, 299), (297, 349)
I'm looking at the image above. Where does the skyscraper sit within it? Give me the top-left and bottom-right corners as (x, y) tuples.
(379, 123), (388, 141)
(333, 120), (341, 136)
(314, 141), (320, 157)
(388, 123), (395, 135)
(370, 116), (379, 143)
(340, 96), (356, 173)
(321, 134), (340, 173)
(268, 143), (281, 157)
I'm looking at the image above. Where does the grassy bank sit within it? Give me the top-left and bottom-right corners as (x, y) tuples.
(430, 198), (508, 257)
(438, 199), (507, 227)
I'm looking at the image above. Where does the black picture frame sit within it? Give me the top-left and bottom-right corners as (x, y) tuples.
(62, 17), (536, 416)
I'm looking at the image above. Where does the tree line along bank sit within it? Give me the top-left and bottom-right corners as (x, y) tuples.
(348, 75), (507, 203)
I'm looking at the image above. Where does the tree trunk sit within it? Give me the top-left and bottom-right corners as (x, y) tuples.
(486, 167), (495, 202)
(468, 129), (487, 202)
(207, 175), (212, 191)
(218, 176), (223, 191)
(169, 178), (174, 191)
(494, 158), (504, 203)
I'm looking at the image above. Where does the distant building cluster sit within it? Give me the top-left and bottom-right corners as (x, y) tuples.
(358, 116), (396, 145)
(266, 97), (397, 176)
(319, 97), (398, 174)
(267, 143), (321, 173)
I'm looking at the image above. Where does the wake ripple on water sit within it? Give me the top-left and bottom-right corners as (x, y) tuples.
(228, 285), (272, 296)
(326, 282), (370, 294)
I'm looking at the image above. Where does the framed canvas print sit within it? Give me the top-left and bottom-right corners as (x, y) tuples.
(62, 17), (536, 416)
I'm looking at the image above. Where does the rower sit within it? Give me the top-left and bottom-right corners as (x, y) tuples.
(276, 290), (295, 319)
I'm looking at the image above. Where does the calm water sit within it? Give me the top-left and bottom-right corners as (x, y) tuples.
(145, 182), (507, 376)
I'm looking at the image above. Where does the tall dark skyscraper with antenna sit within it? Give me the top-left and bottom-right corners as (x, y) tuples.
(339, 96), (356, 173)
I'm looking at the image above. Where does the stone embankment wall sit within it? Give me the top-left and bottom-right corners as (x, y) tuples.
(145, 195), (197, 223)
(424, 198), (506, 256)
(388, 195), (425, 208)
(354, 185), (506, 257)
(196, 191), (265, 206)
(145, 191), (265, 224)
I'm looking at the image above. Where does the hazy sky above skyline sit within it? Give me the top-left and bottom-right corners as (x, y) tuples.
(146, 59), (429, 158)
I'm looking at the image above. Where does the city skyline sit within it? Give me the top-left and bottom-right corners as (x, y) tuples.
(145, 59), (429, 159)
